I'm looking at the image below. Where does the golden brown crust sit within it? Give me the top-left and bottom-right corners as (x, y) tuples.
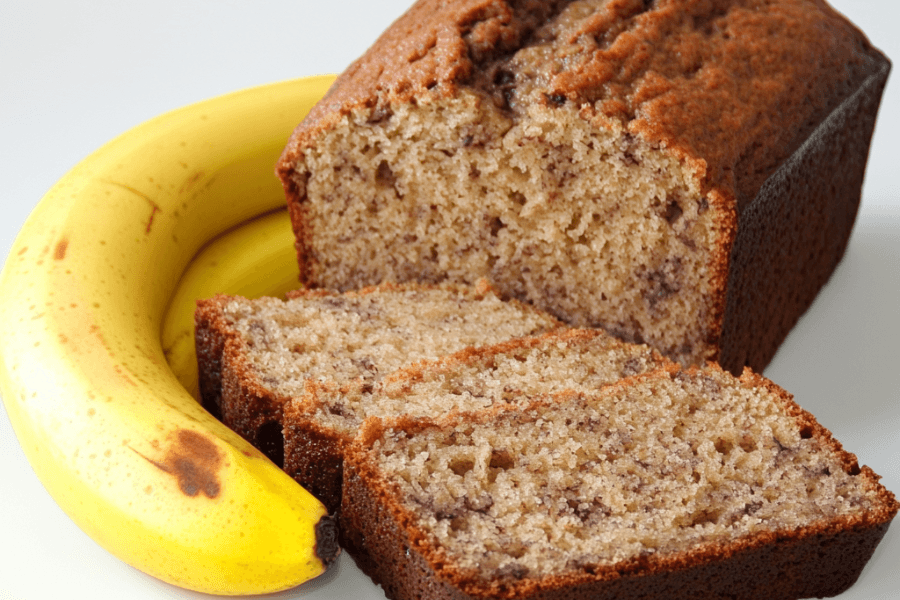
(279, 0), (883, 203)
(698, 190), (736, 370)
(342, 372), (899, 600)
(276, 0), (890, 375)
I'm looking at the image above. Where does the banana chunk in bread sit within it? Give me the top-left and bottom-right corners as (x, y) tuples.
(277, 0), (890, 373)
(284, 328), (668, 511)
(195, 281), (562, 467)
(342, 366), (899, 600)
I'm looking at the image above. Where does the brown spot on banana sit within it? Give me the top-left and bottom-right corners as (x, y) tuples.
(112, 364), (137, 387)
(54, 239), (68, 260)
(132, 429), (225, 498)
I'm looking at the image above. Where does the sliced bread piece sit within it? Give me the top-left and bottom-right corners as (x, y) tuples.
(194, 281), (562, 467)
(342, 365), (899, 600)
(283, 327), (668, 512)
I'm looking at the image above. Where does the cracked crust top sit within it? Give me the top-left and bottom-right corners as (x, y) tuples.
(278, 0), (883, 208)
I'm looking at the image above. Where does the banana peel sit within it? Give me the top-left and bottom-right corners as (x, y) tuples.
(0, 76), (339, 595)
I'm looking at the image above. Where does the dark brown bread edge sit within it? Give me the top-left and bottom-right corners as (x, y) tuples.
(195, 295), (293, 467)
(718, 52), (892, 374)
(341, 369), (899, 600)
(195, 284), (444, 467)
(282, 399), (353, 515)
(219, 347), (290, 467)
(195, 295), (234, 421)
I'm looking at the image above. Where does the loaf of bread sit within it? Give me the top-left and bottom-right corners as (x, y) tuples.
(276, 0), (891, 374)
(342, 365), (899, 600)
(194, 281), (561, 467)
(284, 327), (668, 512)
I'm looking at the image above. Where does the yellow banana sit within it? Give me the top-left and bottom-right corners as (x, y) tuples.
(0, 75), (339, 595)
(162, 208), (300, 401)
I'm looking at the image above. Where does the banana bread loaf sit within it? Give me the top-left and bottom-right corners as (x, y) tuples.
(342, 365), (899, 600)
(283, 328), (668, 511)
(276, 0), (891, 374)
(194, 281), (562, 467)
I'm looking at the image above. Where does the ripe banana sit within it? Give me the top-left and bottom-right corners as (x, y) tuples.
(161, 208), (300, 401)
(0, 75), (339, 595)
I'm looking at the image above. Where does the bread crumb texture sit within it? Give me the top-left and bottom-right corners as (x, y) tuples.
(371, 368), (884, 580)
(286, 0), (879, 367)
(298, 96), (716, 366)
(221, 283), (559, 398)
(310, 329), (665, 435)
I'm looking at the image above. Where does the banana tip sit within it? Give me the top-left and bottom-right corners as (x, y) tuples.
(314, 514), (340, 568)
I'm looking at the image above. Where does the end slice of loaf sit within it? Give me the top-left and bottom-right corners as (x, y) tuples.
(277, 0), (891, 374)
(342, 365), (899, 600)
(194, 281), (562, 468)
(284, 328), (668, 512)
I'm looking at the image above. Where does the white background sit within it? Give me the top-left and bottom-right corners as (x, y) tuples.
(1, 1), (898, 598)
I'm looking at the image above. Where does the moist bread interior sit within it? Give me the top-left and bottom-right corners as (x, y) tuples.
(223, 284), (559, 394)
(307, 330), (664, 436)
(297, 94), (718, 366)
(369, 369), (882, 580)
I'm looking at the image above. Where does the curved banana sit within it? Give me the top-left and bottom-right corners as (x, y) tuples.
(0, 75), (339, 595)
(162, 208), (300, 401)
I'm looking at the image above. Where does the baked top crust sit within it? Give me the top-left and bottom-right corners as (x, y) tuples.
(278, 0), (887, 209)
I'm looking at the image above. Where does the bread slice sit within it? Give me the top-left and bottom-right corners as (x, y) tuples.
(284, 327), (668, 511)
(194, 281), (562, 467)
(276, 0), (890, 374)
(342, 365), (899, 600)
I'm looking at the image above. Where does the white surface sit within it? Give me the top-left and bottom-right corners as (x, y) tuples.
(1, 1), (898, 598)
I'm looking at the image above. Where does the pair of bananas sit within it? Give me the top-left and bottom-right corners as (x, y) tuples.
(0, 76), (339, 594)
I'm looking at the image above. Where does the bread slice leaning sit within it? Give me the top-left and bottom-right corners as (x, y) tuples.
(342, 364), (899, 600)
(283, 327), (669, 512)
(194, 281), (562, 469)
